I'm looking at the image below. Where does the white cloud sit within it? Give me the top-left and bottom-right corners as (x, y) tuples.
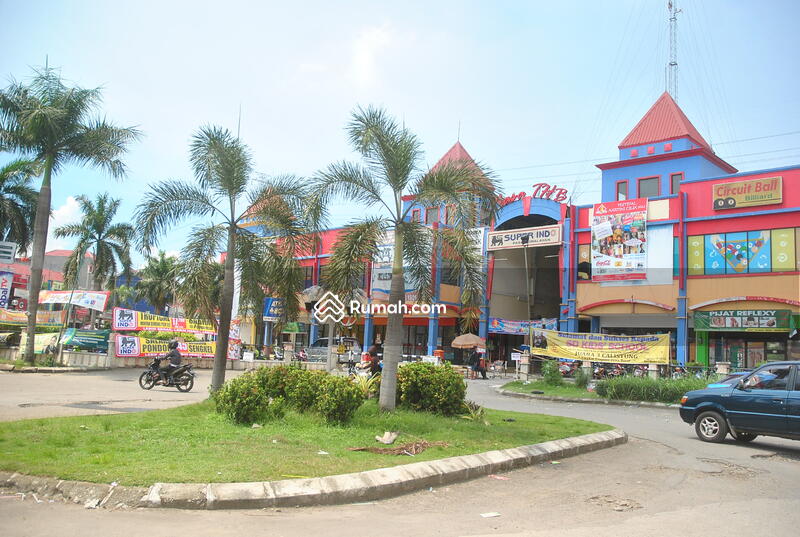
(46, 196), (82, 252)
(350, 25), (393, 89)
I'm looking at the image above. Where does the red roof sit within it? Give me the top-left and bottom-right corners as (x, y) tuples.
(0, 262), (64, 282)
(619, 92), (711, 149)
(46, 249), (94, 259)
(430, 141), (480, 172)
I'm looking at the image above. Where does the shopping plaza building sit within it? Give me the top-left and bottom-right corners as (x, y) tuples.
(246, 92), (799, 367)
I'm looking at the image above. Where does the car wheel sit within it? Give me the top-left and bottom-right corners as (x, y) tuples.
(732, 431), (758, 443)
(695, 411), (728, 443)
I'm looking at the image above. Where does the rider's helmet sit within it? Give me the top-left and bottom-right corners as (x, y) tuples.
(168, 340), (179, 350)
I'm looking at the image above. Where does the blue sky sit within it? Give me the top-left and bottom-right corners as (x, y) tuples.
(1, 0), (798, 267)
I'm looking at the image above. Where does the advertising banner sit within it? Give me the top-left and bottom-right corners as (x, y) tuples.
(114, 334), (216, 358)
(112, 307), (215, 335)
(262, 298), (285, 322)
(488, 318), (558, 335)
(39, 290), (110, 312)
(487, 225), (562, 251)
(693, 310), (791, 332)
(0, 309), (64, 326)
(19, 332), (59, 354)
(712, 176), (782, 210)
(60, 328), (110, 350)
(529, 328), (670, 364)
(591, 199), (648, 281)
(0, 271), (13, 309)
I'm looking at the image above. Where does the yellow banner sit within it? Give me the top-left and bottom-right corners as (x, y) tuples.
(0, 309), (64, 326)
(530, 329), (670, 364)
(19, 332), (59, 354)
(112, 308), (215, 334)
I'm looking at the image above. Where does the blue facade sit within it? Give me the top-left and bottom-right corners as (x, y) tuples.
(115, 274), (156, 314)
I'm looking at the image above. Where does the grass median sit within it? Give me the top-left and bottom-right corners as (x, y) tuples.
(0, 400), (611, 486)
(501, 380), (598, 399)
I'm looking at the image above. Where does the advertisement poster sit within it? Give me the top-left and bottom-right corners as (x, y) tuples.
(112, 308), (215, 335)
(0, 309), (64, 326)
(591, 199), (648, 281)
(114, 335), (216, 358)
(0, 271), (13, 309)
(60, 328), (111, 350)
(529, 328), (669, 364)
(19, 332), (59, 354)
(693, 310), (791, 332)
(38, 290), (110, 312)
(488, 318), (558, 335)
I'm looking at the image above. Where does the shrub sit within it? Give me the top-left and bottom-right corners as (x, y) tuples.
(254, 365), (294, 399)
(541, 360), (563, 386)
(598, 376), (711, 403)
(595, 381), (608, 397)
(314, 375), (364, 424)
(138, 330), (198, 342)
(263, 396), (288, 421)
(285, 369), (327, 412)
(574, 367), (590, 389)
(351, 373), (380, 399)
(213, 372), (270, 424)
(397, 362), (466, 416)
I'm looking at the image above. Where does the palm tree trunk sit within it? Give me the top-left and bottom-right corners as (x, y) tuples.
(378, 226), (405, 411)
(211, 224), (236, 391)
(89, 271), (101, 329)
(23, 156), (53, 364)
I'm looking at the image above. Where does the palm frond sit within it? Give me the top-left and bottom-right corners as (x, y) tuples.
(437, 227), (486, 331)
(189, 125), (251, 199)
(324, 217), (388, 301)
(63, 118), (142, 179)
(309, 161), (391, 219)
(180, 223), (227, 264)
(401, 221), (434, 304)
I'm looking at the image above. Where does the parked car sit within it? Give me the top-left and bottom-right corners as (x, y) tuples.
(305, 337), (362, 363)
(679, 361), (800, 443)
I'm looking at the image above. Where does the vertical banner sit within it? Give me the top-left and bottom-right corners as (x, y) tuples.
(0, 271), (13, 309)
(591, 199), (648, 281)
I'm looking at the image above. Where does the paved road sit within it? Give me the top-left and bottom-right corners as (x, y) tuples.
(2, 376), (799, 536)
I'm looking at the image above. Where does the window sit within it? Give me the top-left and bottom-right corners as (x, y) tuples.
(616, 181), (628, 201)
(425, 207), (439, 225)
(411, 209), (421, 222)
(302, 266), (314, 289)
(441, 261), (459, 285)
(744, 364), (792, 390)
(318, 264), (328, 285)
(670, 173), (683, 194)
(638, 177), (660, 198)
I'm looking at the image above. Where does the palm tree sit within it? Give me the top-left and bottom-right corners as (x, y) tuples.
(136, 251), (179, 315)
(311, 106), (501, 411)
(176, 259), (223, 327)
(135, 126), (316, 391)
(0, 66), (140, 362)
(113, 283), (138, 309)
(0, 159), (39, 255)
(55, 193), (133, 290)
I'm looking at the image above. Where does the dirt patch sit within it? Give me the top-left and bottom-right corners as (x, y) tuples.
(697, 458), (760, 479)
(586, 494), (642, 512)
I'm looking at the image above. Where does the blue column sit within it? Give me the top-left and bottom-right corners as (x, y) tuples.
(590, 315), (600, 333)
(427, 315), (438, 355)
(677, 291), (688, 365)
(310, 319), (319, 343)
(479, 306), (489, 339)
(560, 217), (572, 330)
(363, 313), (374, 349)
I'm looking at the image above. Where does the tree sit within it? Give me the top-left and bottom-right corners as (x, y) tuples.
(135, 126), (316, 391)
(0, 66), (140, 363)
(136, 251), (179, 315)
(113, 284), (138, 309)
(310, 106), (500, 411)
(0, 159), (39, 255)
(176, 259), (223, 327)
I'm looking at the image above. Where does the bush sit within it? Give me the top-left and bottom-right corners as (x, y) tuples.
(574, 367), (590, 389)
(397, 362), (466, 416)
(351, 373), (380, 399)
(314, 375), (364, 424)
(595, 381), (608, 397)
(254, 365), (294, 399)
(541, 359), (563, 386)
(598, 376), (712, 403)
(285, 369), (327, 412)
(213, 372), (270, 424)
(138, 331), (199, 342)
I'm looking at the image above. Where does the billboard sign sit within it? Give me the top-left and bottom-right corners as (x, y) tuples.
(712, 176), (782, 210)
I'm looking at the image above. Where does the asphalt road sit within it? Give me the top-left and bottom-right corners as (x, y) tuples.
(1, 373), (799, 536)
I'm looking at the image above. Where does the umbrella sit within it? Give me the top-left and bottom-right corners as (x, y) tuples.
(451, 333), (485, 349)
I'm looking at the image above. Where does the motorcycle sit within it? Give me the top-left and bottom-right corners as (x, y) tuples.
(607, 364), (626, 378)
(559, 361), (579, 377)
(593, 364), (608, 379)
(633, 365), (648, 377)
(138, 358), (196, 392)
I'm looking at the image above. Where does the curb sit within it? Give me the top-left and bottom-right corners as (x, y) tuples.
(1, 429), (627, 510)
(0, 365), (106, 373)
(496, 388), (680, 409)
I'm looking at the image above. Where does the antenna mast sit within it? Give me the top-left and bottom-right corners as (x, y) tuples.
(667, 0), (681, 100)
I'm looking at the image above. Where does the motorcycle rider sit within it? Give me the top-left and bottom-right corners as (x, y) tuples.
(158, 340), (182, 384)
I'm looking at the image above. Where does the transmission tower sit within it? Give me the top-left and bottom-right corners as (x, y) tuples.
(667, 0), (682, 100)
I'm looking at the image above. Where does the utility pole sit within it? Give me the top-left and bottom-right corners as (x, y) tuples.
(667, 0), (681, 100)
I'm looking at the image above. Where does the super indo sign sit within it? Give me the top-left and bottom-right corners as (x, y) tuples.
(112, 307), (215, 335)
(530, 328), (669, 364)
(487, 225), (561, 251)
(114, 335), (216, 358)
(591, 198), (648, 281)
(712, 176), (782, 210)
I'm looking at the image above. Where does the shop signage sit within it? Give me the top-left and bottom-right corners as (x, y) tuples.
(112, 307), (216, 335)
(529, 328), (670, 364)
(0, 241), (17, 264)
(115, 335), (216, 358)
(262, 298), (285, 322)
(489, 317), (558, 334)
(487, 225), (561, 251)
(693, 310), (791, 332)
(498, 183), (568, 207)
(712, 176), (782, 210)
(0, 271), (12, 309)
(590, 198), (648, 281)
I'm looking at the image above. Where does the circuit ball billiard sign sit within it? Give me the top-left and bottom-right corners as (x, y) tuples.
(712, 176), (782, 210)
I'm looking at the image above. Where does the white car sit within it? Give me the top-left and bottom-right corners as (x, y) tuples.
(305, 337), (362, 363)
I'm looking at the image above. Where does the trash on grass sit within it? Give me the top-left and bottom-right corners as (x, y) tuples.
(317, 450), (329, 455)
(550, 461), (561, 465)
(348, 440), (449, 456)
(375, 431), (399, 445)
(488, 474), (510, 481)
(480, 512), (501, 518)
(251, 423), (263, 429)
